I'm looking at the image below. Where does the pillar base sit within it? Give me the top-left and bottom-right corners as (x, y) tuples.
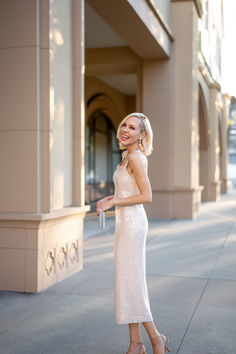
(0, 206), (90, 293)
(145, 187), (203, 219)
(207, 181), (222, 201)
(221, 179), (233, 193)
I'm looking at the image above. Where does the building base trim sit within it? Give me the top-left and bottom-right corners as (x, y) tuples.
(0, 205), (90, 221)
(221, 179), (233, 194)
(0, 208), (89, 293)
(146, 186), (203, 219)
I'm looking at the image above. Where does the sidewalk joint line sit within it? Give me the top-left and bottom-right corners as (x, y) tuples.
(176, 220), (235, 353)
(208, 222), (234, 277)
(176, 277), (210, 354)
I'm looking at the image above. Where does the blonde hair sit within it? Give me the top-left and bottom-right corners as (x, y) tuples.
(116, 112), (153, 156)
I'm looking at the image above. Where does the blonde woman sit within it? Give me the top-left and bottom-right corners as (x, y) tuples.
(96, 113), (171, 354)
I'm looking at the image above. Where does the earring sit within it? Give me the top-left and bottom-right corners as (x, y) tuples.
(138, 139), (142, 148)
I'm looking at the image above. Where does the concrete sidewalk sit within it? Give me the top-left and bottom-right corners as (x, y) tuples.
(1, 191), (236, 354)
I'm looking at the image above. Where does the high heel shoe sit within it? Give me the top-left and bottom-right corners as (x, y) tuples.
(126, 340), (147, 354)
(161, 334), (171, 353)
(151, 333), (171, 353)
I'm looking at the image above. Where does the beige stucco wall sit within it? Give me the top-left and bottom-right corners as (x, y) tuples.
(0, 0), (45, 213)
(221, 94), (231, 192)
(143, 1), (202, 219)
(0, 0), (89, 293)
(50, 0), (73, 209)
(198, 67), (224, 201)
(0, 212), (85, 292)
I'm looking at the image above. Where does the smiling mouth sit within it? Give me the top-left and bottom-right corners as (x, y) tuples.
(121, 134), (129, 141)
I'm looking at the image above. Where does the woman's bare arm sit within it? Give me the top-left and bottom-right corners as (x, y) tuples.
(98, 152), (152, 211)
(114, 152), (152, 206)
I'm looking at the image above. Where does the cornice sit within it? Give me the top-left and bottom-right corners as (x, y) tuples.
(145, 0), (174, 41)
(198, 52), (221, 91)
(222, 93), (232, 101)
(172, 0), (203, 18)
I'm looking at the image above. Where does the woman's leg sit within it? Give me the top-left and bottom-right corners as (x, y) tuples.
(126, 323), (146, 353)
(128, 323), (142, 343)
(142, 321), (167, 354)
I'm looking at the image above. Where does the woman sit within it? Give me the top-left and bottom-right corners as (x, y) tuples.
(96, 113), (170, 354)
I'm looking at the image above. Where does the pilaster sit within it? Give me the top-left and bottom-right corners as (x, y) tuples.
(0, 0), (89, 293)
(143, 1), (201, 219)
(207, 87), (221, 201)
(221, 94), (232, 193)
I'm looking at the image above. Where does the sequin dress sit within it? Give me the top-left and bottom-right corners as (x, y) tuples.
(113, 151), (153, 324)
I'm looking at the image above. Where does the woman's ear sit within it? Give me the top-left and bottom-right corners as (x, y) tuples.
(140, 132), (146, 140)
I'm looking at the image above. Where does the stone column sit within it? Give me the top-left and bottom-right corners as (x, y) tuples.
(0, 0), (89, 293)
(221, 94), (231, 193)
(143, 1), (202, 219)
(206, 87), (221, 200)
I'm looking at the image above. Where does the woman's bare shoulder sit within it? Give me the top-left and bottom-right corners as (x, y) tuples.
(128, 150), (147, 167)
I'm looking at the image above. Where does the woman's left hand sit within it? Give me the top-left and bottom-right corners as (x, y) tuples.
(98, 197), (115, 212)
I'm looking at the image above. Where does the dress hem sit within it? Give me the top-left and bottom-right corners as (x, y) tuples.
(116, 316), (153, 325)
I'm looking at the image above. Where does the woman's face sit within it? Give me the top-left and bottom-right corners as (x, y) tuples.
(119, 116), (145, 147)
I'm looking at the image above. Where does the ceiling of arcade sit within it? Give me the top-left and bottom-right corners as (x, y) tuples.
(85, 2), (137, 95)
(85, 0), (171, 96)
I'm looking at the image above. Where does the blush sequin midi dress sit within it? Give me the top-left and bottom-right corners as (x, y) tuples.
(113, 150), (153, 324)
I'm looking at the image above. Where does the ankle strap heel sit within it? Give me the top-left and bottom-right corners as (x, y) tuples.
(151, 333), (171, 353)
(126, 341), (147, 354)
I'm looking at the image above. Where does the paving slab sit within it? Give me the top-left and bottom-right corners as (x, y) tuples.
(201, 279), (236, 308)
(147, 274), (207, 304)
(0, 191), (236, 354)
(178, 304), (236, 354)
(141, 300), (196, 354)
(0, 294), (125, 354)
(83, 232), (115, 271)
(68, 267), (114, 297)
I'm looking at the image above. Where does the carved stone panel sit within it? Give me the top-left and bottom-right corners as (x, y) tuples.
(58, 245), (68, 270)
(45, 249), (55, 276)
(69, 239), (79, 264)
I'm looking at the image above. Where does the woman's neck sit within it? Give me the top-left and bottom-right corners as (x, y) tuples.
(127, 143), (139, 154)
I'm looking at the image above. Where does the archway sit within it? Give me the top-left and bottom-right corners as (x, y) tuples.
(218, 112), (223, 189)
(198, 84), (210, 201)
(86, 111), (120, 210)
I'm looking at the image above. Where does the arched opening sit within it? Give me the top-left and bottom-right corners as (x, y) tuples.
(85, 111), (120, 210)
(218, 112), (223, 187)
(198, 84), (210, 201)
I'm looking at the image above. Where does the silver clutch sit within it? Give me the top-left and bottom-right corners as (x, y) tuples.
(98, 211), (106, 229)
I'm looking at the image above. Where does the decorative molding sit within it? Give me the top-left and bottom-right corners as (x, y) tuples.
(198, 52), (221, 91)
(69, 240), (79, 264)
(58, 245), (68, 270)
(45, 239), (79, 275)
(0, 205), (90, 221)
(45, 250), (55, 276)
(145, 0), (174, 41)
(172, 0), (203, 18)
(153, 186), (204, 193)
(222, 93), (232, 101)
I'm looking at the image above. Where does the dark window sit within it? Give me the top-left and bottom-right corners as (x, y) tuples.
(86, 112), (120, 210)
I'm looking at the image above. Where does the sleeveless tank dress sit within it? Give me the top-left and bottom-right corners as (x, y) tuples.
(113, 151), (153, 324)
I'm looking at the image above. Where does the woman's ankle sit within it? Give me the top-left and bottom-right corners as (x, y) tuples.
(130, 339), (143, 345)
(150, 334), (163, 345)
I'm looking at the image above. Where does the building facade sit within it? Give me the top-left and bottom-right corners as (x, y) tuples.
(0, 0), (230, 292)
